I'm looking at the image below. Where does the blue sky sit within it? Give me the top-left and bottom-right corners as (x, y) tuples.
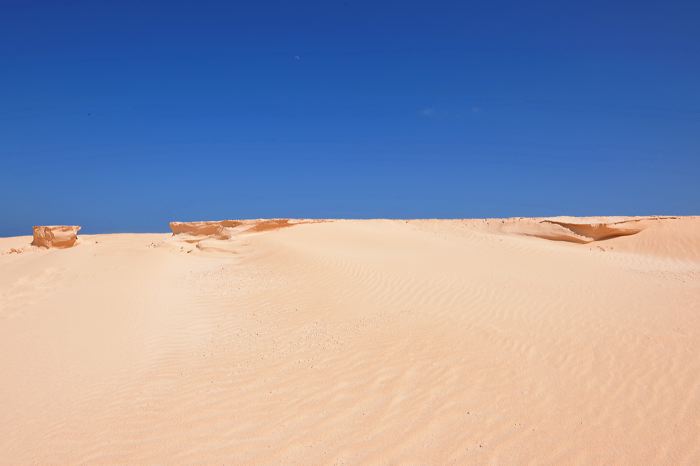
(1, 0), (699, 235)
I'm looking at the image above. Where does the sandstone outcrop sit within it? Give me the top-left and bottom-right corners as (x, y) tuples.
(32, 225), (81, 248)
(536, 219), (643, 243)
(168, 221), (242, 241)
(168, 219), (297, 242)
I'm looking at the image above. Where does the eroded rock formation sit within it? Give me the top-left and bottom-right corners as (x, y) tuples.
(537, 220), (643, 243)
(485, 217), (658, 244)
(32, 225), (81, 248)
(168, 221), (242, 241)
(168, 219), (302, 245)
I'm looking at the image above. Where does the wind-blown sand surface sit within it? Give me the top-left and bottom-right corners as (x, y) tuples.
(1, 217), (699, 464)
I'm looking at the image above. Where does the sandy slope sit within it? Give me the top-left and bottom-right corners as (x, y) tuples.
(1, 217), (699, 464)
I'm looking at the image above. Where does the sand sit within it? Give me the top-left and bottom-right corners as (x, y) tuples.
(1, 217), (699, 464)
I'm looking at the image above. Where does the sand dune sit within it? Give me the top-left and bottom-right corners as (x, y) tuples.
(1, 217), (699, 464)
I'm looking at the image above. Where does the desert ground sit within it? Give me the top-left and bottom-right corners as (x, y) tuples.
(1, 217), (699, 464)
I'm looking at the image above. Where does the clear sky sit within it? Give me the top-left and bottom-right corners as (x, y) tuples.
(1, 0), (699, 235)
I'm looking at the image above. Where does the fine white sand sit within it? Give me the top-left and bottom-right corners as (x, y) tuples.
(1, 217), (699, 464)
